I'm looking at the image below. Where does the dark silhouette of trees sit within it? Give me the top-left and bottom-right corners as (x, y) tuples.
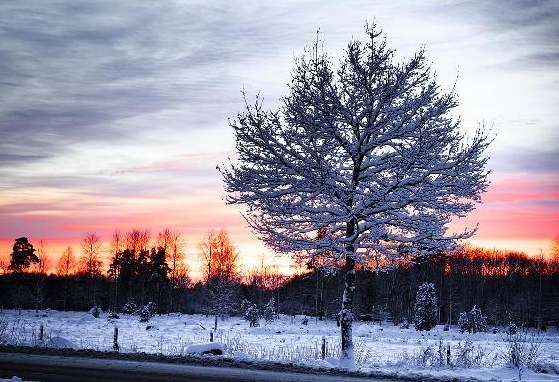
(1, 233), (558, 332)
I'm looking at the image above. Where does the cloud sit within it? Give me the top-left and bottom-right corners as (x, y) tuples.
(439, 0), (559, 69)
(0, 0), (306, 170)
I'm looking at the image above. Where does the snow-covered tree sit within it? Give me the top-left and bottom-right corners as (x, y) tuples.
(414, 282), (438, 331)
(263, 297), (278, 323)
(458, 305), (488, 333)
(220, 25), (490, 368)
(244, 303), (260, 327)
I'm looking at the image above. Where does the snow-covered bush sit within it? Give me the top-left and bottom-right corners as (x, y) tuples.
(400, 319), (410, 329)
(122, 297), (138, 315)
(89, 306), (101, 318)
(301, 316), (309, 325)
(145, 301), (157, 316)
(458, 306), (487, 333)
(244, 303), (259, 327)
(108, 312), (120, 319)
(413, 282), (437, 331)
(139, 303), (156, 323)
(263, 297), (277, 323)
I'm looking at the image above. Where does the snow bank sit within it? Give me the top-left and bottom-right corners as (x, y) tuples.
(183, 319), (203, 329)
(184, 342), (224, 355)
(46, 336), (77, 349)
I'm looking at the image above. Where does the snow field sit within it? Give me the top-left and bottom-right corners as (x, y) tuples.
(1, 309), (558, 381)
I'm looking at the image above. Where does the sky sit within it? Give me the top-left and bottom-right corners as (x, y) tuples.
(0, 0), (558, 275)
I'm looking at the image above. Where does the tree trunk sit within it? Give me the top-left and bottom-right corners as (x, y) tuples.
(339, 220), (356, 369)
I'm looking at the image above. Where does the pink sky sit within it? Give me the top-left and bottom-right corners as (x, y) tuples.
(0, 153), (557, 277)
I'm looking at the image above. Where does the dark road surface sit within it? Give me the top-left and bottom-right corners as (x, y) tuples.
(0, 352), (393, 382)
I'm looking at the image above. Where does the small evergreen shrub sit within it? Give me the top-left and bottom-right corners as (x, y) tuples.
(458, 306), (488, 333)
(122, 298), (138, 315)
(90, 305), (101, 318)
(139, 306), (151, 322)
(263, 297), (277, 323)
(145, 301), (157, 316)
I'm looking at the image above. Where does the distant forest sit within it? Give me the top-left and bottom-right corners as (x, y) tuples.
(1, 230), (558, 330)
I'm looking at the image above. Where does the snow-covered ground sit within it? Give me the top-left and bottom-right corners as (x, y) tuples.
(1, 309), (558, 382)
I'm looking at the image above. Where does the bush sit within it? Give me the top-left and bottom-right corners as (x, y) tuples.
(458, 306), (488, 333)
(400, 319), (410, 329)
(139, 306), (151, 322)
(145, 301), (157, 316)
(122, 298), (138, 315)
(89, 306), (101, 318)
(413, 282), (438, 331)
(501, 330), (542, 379)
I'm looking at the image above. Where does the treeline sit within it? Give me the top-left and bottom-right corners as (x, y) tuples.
(1, 233), (558, 330)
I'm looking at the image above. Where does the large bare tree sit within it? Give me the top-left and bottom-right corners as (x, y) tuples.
(220, 25), (491, 368)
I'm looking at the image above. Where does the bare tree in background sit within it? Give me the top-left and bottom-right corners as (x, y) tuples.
(108, 230), (124, 311)
(126, 229), (150, 254)
(157, 228), (186, 313)
(30, 240), (49, 312)
(57, 246), (75, 311)
(221, 25), (490, 368)
(198, 229), (239, 282)
(81, 232), (103, 307)
(198, 229), (240, 323)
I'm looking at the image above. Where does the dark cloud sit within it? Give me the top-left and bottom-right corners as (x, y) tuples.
(0, 0), (302, 169)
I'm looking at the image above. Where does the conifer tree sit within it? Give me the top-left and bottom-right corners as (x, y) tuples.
(414, 282), (438, 331)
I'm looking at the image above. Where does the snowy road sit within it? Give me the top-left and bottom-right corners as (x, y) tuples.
(0, 353), (392, 382)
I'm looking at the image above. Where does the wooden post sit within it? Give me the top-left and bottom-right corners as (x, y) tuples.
(321, 336), (326, 360)
(214, 316), (218, 331)
(113, 327), (119, 352)
(446, 343), (451, 365)
(210, 331), (214, 342)
(39, 324), (44, 342)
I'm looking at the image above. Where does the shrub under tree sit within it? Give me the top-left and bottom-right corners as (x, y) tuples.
(414, 282), (438, 331)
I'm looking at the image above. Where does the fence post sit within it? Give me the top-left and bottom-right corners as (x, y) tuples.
(210, 331), (214, 342)
(113, 327), (119, 352)
(39, 324), (44, 342)
(446, 343), (451, 365)
(214, 316), (218, 331)
(321, 336), (326, 360)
